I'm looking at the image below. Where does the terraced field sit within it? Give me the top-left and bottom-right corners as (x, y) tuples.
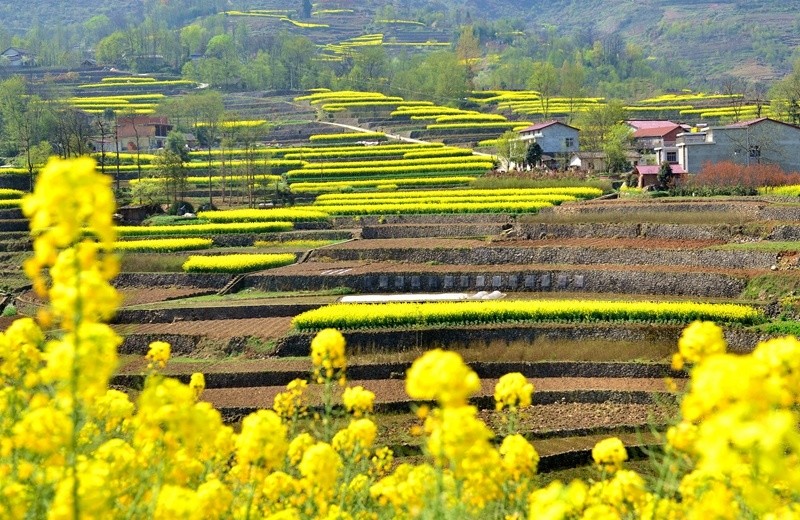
(6, 188), (800, 471)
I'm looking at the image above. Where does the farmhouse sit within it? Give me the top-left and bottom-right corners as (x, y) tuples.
(115, 115), (173, 151)
(569, 151), (641, 173)
(633, 164), (687, 188)
(518, 120), (579, 156)
(676, 117), (800, 173)
(0, 47), (36, 67)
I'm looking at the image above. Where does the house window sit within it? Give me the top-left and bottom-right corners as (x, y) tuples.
(565, 137), (575, 148)
(749, 146), (761, 159)
(666, 151), (677, 163)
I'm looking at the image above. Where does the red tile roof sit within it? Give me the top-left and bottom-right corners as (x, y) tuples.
(632, 125), (682, 138)
(626, 120), (678, 130)
(722, 117), (800, 130)
(518, 120), (578, 133)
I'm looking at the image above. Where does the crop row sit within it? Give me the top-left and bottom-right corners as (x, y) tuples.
(426, 122), (532, 130)
(637, 92), (743, 104)
(295, 90), (387, 101)
(402, 149), (473, 159)
(391, 107), (474, 117)
(182, 253), (296, 273)
(114, 238), (213, 252)
(285, 162), (495, 179)
(313, 194), (577, 207)
(115, 221), (293, 237)
(289, 176), (476, 193)
(315, 186), (603, 201)
(292, 299), (764, 330)
(283, 149), (413, 160)
(308, 132), (387, 142)
(759, 185), (800, 196)
(129, 174), (282, 186)
(310, 96), (403, 105)
(0, 189), (24, 200)
(68, 94), (166, 102)
(296, 156), (491, 170)
(116, 159), (305, 172)
(321, 101), (434, 111)
(0, 199), (22, 208)
(309, 200), (554, 215)
(101, 77), (156, 83)
(78, 80), (195, 89)
(197, 208), (330, 223)
(433, 114), (509, 123)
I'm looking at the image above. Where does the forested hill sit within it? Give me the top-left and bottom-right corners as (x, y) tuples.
(3, 0), (800, 85)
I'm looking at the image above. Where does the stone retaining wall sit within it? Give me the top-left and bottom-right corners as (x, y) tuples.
(113, 303), (321, 324)
(245, 268), (747, 298)
(113, 272), (233, 289)
(519, 222), (761, 241)
(317, 245), (776, 269)
(109, 360), (686, 390)
(362, 223), (507, 239)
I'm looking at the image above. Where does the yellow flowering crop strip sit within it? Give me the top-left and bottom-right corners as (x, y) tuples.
(182, 253), (296, 273)
(113, 238), (214, 252)
(197, 208), (330, 223)
(426, 122), (533, 130)
(289, 176), (476, 193)
(298, 156), (491, 170)
(78, 80), (195, 88)
(0, 188), (25, 200)
(115, 221), (293, 237)
(313, 194), (576, 207)
(759, 184), (800, 196)
(0, 199), (22, 208)
(402, 148), (474, 159)
(292, 300), (764, 330)
(310, 200), (554, 215)
(286, 162), (495, 179)
(100, 76), (156, 83)
(315, 187), (603, 202)
(434, 114), (509, 123)
(309, 132), (387, 142)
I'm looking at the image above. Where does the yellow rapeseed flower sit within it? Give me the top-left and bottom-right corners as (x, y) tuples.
(310, 328), (347, 384)
(674, 320), (727, 369)
(494, 372), (534, 411)
(189, 373), (206, 401)
(146, 341), (171, 369)
(592, 437), (628, 473)
(342, 385), (375, 417)
(406, 349), (480, 407)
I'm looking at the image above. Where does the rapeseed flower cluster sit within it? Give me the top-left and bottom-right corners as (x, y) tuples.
(3, 157), (800, 518)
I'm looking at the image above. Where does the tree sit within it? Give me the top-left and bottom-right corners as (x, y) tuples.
(575, 100), (627, 153)
(527, 62), (558, 120)
(495, 131), (526, 170)
(525, 142), (543, 167)
(456, 25), (480, 87)
(347, 47), (389, 92)
(154, 149), (186, 204)
(657, 161), (674, 189)
(603, 123), (633, 174)
(770, 59), (800, 125)
(0, 77), (52, 190)
(301, 0), (313, 18)
(180, 92), (224, 204)
(559, 60), (585, 124)
(165, 130), (189, 162)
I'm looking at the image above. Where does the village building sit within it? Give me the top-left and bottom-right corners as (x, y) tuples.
(0, 47), (36, 67)
(675, 117), (800, 173)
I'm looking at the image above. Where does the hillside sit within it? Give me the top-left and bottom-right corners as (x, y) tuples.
(3, 0), (800, 85)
